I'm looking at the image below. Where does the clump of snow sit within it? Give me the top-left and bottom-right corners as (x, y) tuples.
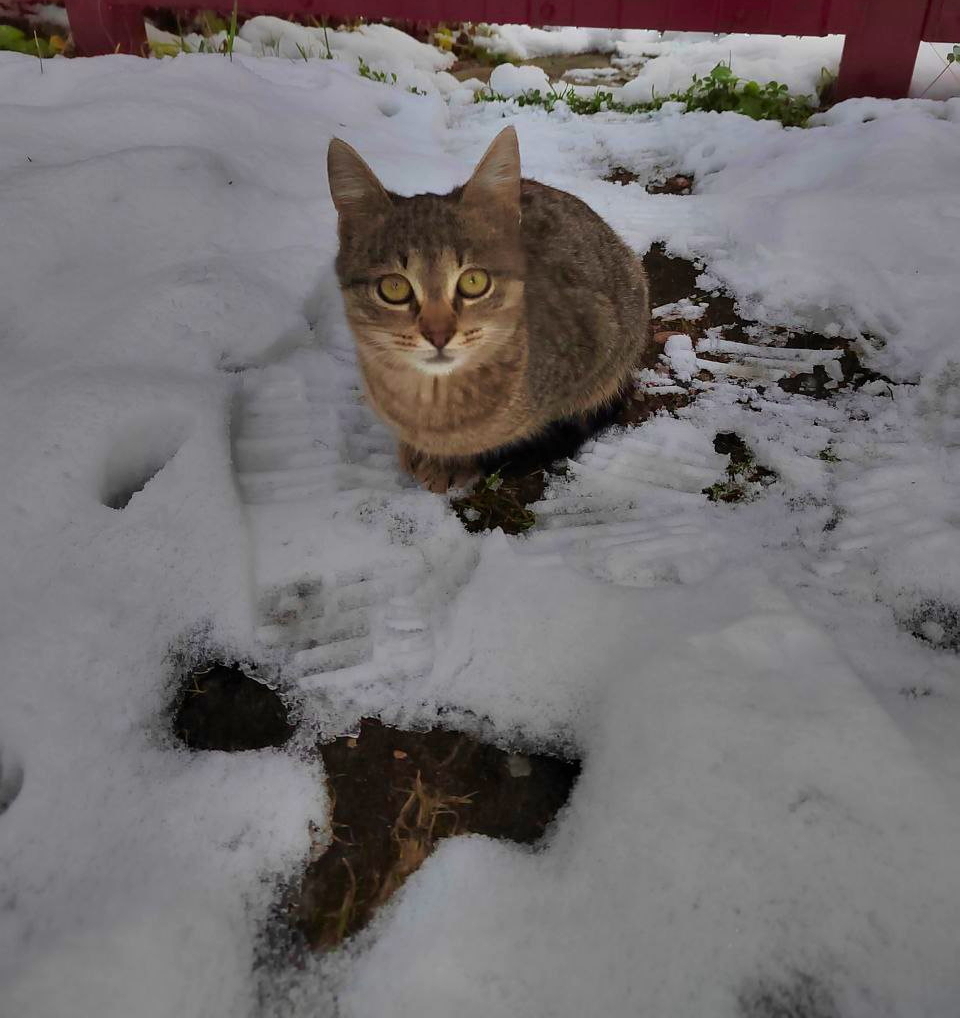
(653, 298), (707, 320)
(240, 17), (453, 79)
(663, 333), (698, 380)
(12, 0), (69, 30)
(617, 34), (842, 103)
(488, 61), (551, 97)
(474, 25), (634, 59)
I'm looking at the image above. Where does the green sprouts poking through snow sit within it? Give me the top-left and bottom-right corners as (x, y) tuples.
(358, 57), (397, 85)
(452, 468), (539, 535)
(703, 432), (778, 504)
(476, 62), (818, 127)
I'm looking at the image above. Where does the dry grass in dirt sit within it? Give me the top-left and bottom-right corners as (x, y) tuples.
(171, 669), (579, 952)
(290, 719), (579, 950)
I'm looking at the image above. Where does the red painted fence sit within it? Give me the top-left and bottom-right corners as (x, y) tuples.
(65, 0), (960, 100)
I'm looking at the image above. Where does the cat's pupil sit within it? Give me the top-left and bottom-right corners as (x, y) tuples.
(379, 274), (411, 304)
(457, 268), (490, 298)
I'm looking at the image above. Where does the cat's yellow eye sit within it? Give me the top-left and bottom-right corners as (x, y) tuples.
(456, 268), (491, 299)
(377, 274), (413, 304)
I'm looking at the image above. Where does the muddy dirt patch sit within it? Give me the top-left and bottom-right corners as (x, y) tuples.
(170, 669), (579, 953)
(704, 432), (778, 504)
(173, 662), (294, 751)
(290, 719), (580, 949)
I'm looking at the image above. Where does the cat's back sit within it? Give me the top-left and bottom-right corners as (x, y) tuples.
(522, 179), (621, 253)
(519, 179), (648, 416)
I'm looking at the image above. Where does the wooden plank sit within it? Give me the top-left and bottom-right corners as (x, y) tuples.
(66, 0), (950, 104)
(835, 0), (932, 99)
(924, 0), (960, 39)
(67, 0), (147, 54)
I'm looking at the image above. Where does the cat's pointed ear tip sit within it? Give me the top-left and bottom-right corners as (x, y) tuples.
(327, 137), (351, 160)
(494, 125), (519, 149)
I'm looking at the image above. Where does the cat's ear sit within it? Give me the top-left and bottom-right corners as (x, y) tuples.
(461, 126), (521, 215)
(327, 138), (392, 220)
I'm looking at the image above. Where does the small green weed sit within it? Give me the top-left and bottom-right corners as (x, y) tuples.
(703, 432), (778, 504)
(0, 24), (58, 58)
(358, 56), (397, 84)
(477, 83), (640, 115)
(149, 39), (183, 57)
(225, 0), (238, 61)
(677, 62), (815, 125)
(476, 61), (817, 127)
(452, 468), (538, 535)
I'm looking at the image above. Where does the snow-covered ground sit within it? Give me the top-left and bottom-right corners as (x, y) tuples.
(1, 27), (960, 1018)
(476, 25), (960, 101)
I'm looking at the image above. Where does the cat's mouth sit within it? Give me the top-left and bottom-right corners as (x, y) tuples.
(414, 348), (462, 376)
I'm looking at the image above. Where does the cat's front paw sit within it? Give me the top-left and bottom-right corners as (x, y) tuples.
(398, 444), (478, 494)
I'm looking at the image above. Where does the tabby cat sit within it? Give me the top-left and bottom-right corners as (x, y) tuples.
(327, 126), (649, 493)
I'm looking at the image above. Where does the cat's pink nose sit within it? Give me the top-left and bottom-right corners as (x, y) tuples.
(422, 327), (453, 350)
(418, 303), (457, 350)
(419, 320), (455, 350)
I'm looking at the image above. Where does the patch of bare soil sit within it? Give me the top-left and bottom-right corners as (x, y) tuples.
(900, 599), (960, 653)
(703, 432), (778, 503)
(645, 174), (694, 195)
(603, 166), (643, 186)
(174, 662), (294, 751)
(290, 719), (579, 950)
(171, 666), (579, 953)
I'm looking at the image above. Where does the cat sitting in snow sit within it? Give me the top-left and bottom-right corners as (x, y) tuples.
(327, 126), (649, 493)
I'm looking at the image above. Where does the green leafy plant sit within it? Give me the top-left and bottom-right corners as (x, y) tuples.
(476, 61), (817, 127)
(0, 24), (56, 58)
(148, 38), (186, 57)
(677, 63), (815, 125)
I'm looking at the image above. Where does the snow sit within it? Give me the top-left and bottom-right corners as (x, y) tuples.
(479, 27), (960, 103)
(488, 61), (551, 97)
(664, 334), (699, 380)
(239, 18), (454, 79)
(617, 34), (843, 102)
(473, 24), (638, 59)
(2, 25), (960, 1018)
